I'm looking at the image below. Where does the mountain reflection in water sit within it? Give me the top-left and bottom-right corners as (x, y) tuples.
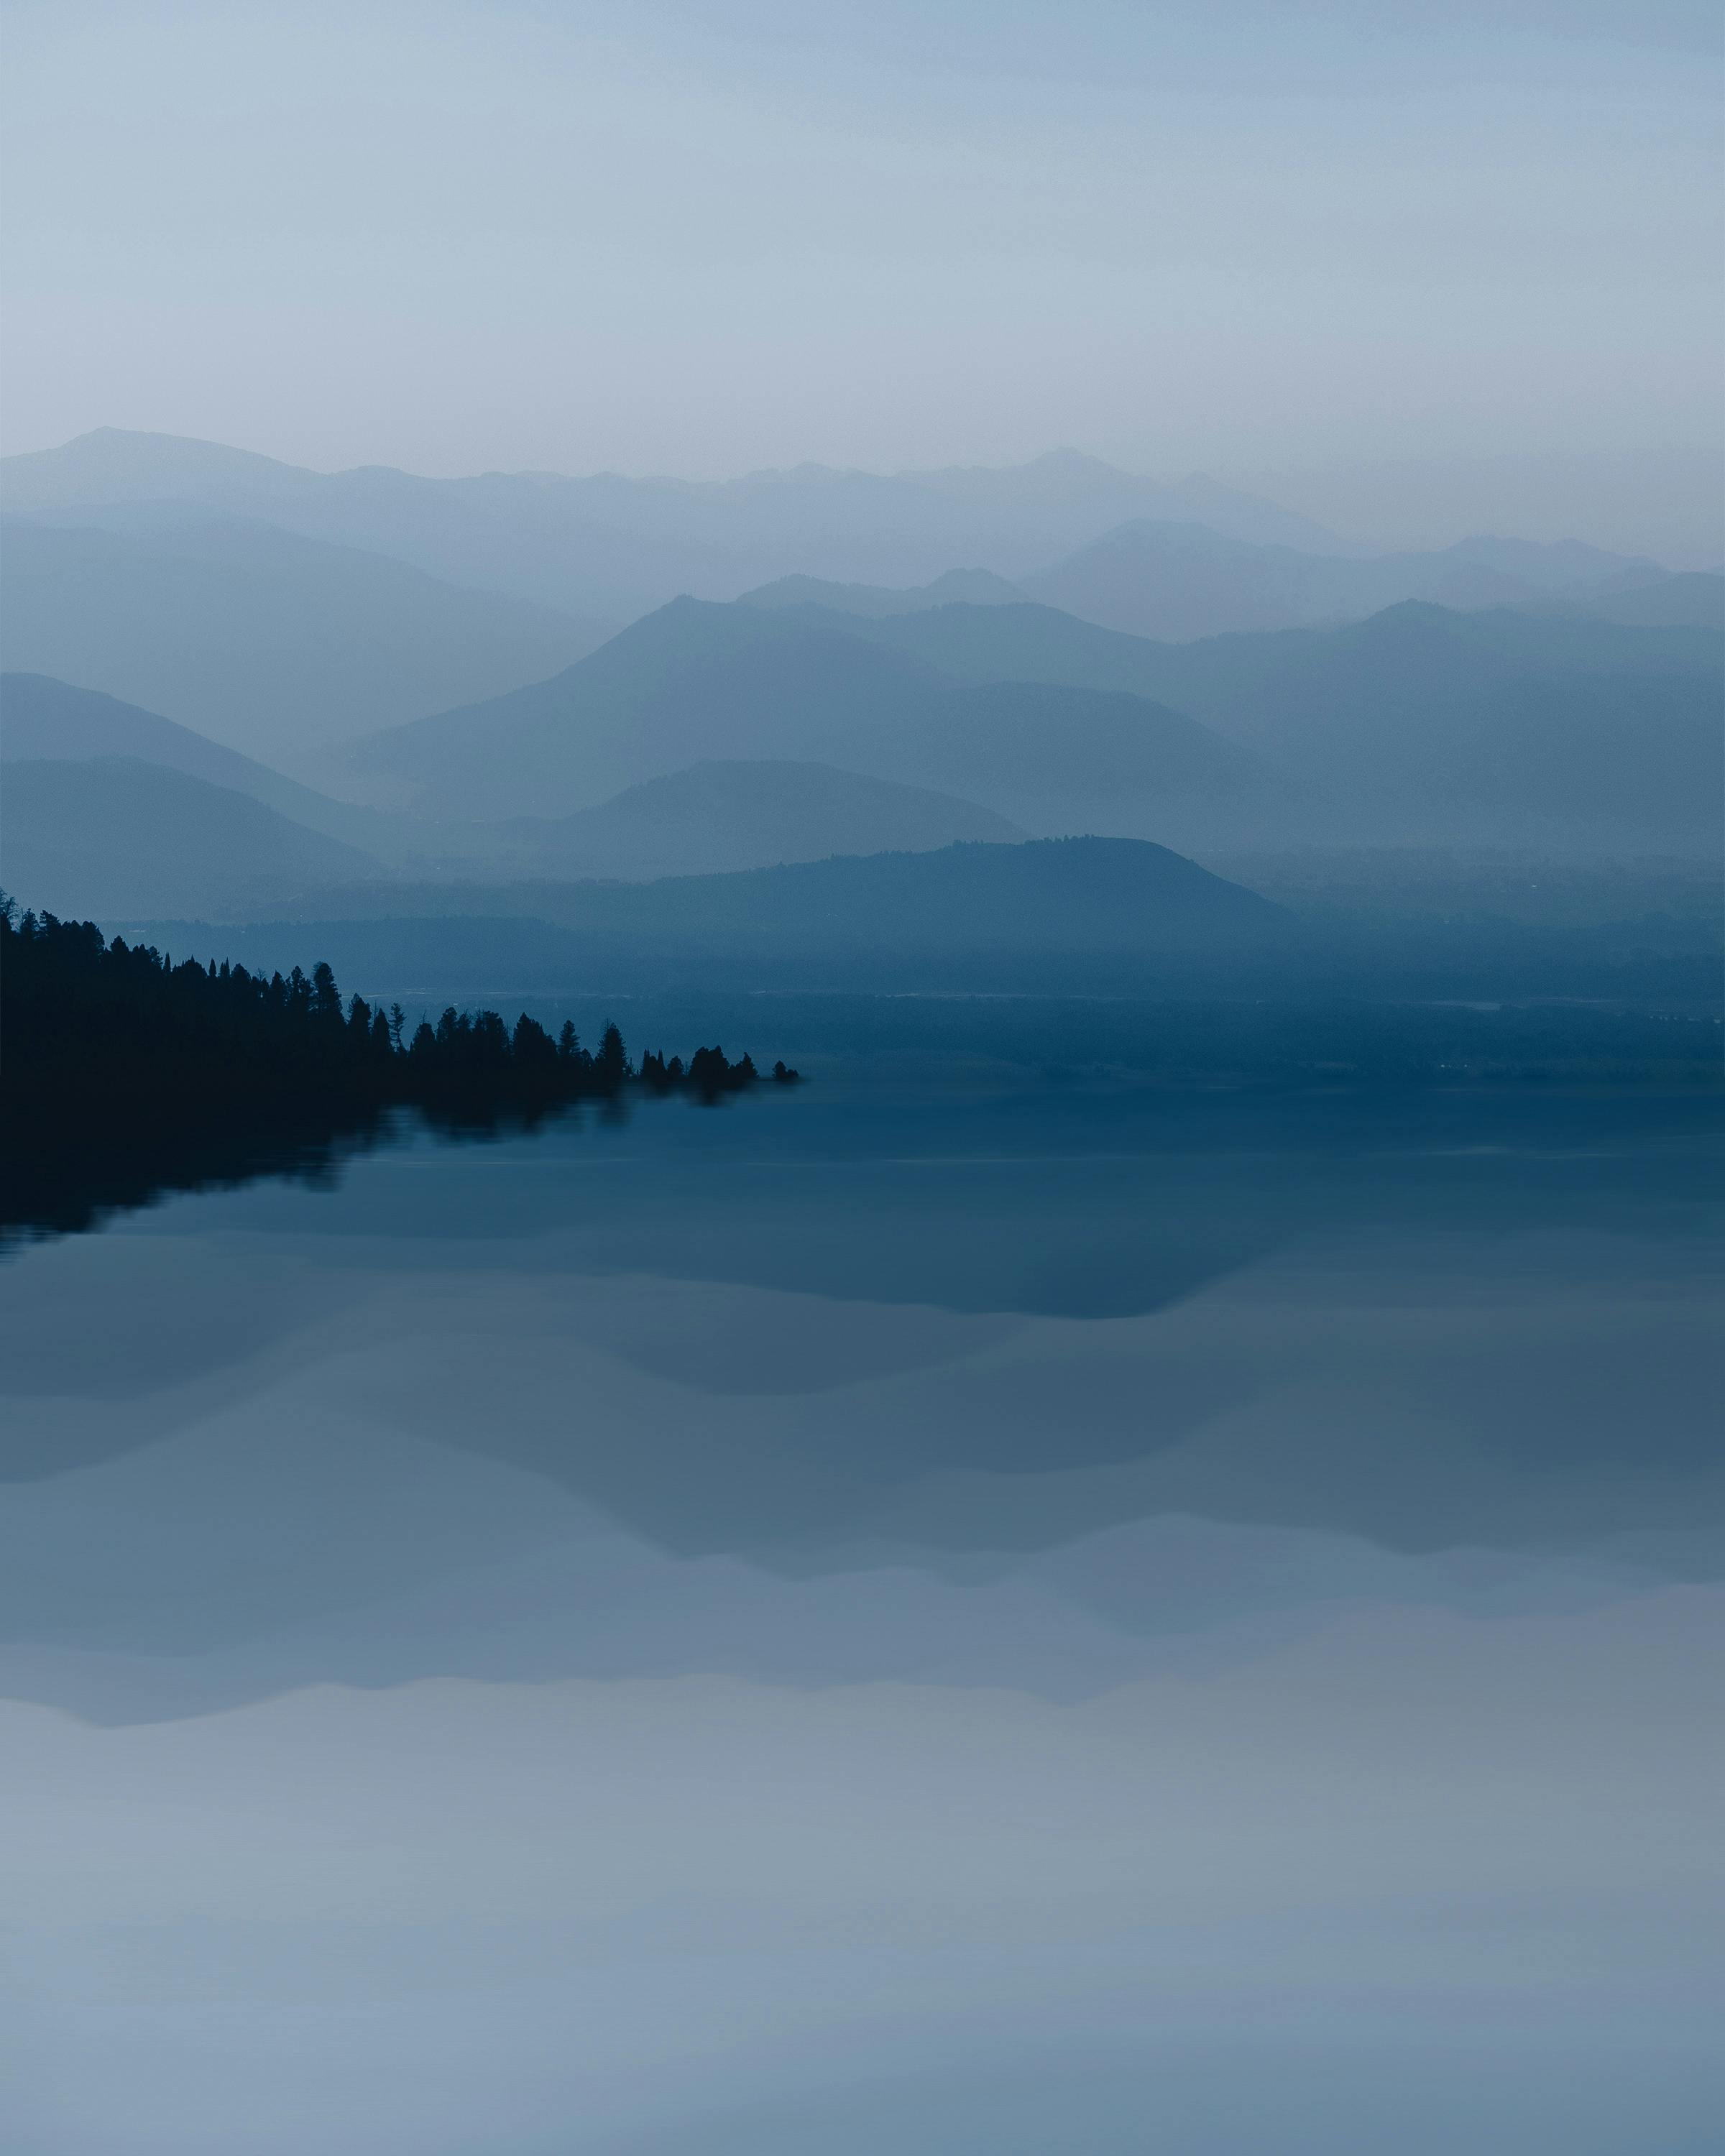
(3, 1075), (1720, 2155)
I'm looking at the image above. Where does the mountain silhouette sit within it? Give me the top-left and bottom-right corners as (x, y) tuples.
(1130, 602), (1724, 845)
(1, 757), (382, 918)
(347, 596), (1269, 840)
(355, 589), (1717, 849)
(840, 599), (1724, 848)
(185, 837), (1293, 999)
(738, 568), (1024, 616)
(1443, 534), (1667, 588)
(893, 449), (1350, 552)
(827, 598), (1208, 697)
(1546, 571), (1724, 632)
(0, 512), (611, 763)
(0, 675), (1019, 894)
(0, 672), (390, 849)
(1, 428), (1350, 617)
(492, 760), (1026, 880)
(1019, 519), (1663, 642)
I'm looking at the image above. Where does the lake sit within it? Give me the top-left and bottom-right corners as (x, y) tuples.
(3, 1072), (1721, 2154)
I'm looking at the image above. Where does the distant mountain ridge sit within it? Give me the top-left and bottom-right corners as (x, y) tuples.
(1021, 519), (1668, 642)
(739, 568), (1025, 617)
(1534, 571), (1724, 632)
(0, 429), (1353, 618)
(734, 545), (1650, 639)
(3, 426), (1685, 661)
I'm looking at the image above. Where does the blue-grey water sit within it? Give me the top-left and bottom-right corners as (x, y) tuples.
(3, 1075), (1721, 2154)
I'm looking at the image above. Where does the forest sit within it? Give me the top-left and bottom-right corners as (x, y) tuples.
(0, 900), (794, 1111)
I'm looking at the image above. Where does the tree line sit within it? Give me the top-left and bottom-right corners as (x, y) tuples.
(1, 901), (800, 1109)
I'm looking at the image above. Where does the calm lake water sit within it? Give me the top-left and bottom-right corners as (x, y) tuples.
(3, 1076), (1721, 2154)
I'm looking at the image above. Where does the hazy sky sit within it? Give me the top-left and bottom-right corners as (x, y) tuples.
(2, 0), (1720, 554)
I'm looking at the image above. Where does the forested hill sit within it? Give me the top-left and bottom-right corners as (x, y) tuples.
(237, 835), (1289, 949)
(0, 903), (785, 1111)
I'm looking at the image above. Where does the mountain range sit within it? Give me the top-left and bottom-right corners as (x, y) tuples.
(2, 426), (1716, 977)
(743, 548), (1722, 645)
(6, 428), (1698, 658)
(346, 596), (1275, 840)
(490, 760), (1024, 881)
(0, 430), (1355, 621)
(349, 594), (1721, 852)
(1013, 522), (1679, 641)
(113, 831), (1716, 1012)
(5, 566), (1716, 941)
(0, 673), (1032, 913)
(127, 836), (1295, 1000)
(740, 568), (1025, 617)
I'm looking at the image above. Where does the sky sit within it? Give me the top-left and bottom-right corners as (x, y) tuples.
(1, 0), (1721, 556)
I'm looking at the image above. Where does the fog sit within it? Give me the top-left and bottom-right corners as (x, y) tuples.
(3, 0), (1719, 558)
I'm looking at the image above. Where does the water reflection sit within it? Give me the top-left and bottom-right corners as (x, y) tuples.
(3, 1079), (1721, 2152)
(0, 1093), (579, 1245)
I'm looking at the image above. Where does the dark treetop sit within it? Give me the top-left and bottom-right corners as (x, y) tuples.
(1, 899), (796, 1111)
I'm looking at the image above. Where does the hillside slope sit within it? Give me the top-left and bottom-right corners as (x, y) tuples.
(849, 600), (1724, 848)
(1019, 520), (1660, 642)
(349, 597), (1271, 843)
(1, 758), (383, 919)
(0, 515), (612, 763)
(1557, 572), (1725, 632)
(0, 673), (391, 849)
(738, 568), (1024, 616)
(495, 760), (1026, 880)
(360, 592), (1718, 849)
(0, 676), (1026, 888)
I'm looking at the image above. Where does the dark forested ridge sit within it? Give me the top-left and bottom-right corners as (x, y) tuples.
(1, 902), (788, 1112)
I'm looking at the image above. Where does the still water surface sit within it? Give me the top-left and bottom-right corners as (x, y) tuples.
(3, 1079), (1721, 2152)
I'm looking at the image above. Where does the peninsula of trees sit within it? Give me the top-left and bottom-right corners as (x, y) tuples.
(1, 902), (797, 1111)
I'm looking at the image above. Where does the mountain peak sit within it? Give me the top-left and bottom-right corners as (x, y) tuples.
(1, 426), (318, 513)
